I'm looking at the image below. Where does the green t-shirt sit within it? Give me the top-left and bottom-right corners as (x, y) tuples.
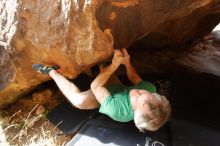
(99, 81), (156, 122)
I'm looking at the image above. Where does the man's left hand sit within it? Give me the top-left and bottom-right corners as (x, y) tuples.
(112, 49), (124, 67)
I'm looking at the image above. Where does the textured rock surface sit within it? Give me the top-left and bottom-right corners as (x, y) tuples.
(0, 0), (114, 106)
(130, 31), (220, 76)
(0, 0), (220, 106)
(176, 31), (220, 76)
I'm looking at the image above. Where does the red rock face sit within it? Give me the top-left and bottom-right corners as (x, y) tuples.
(0, 0), (114, 106)
(0, 0), (220, 106)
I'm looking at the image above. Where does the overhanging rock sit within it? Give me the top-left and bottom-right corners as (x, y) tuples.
(0, 0), (220, 107)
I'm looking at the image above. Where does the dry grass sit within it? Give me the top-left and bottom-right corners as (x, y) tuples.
(0, 123), (67, 146)
(0, 105), (71, 146)
(21, 128), (66, 146)
(0, 88), (72, 146)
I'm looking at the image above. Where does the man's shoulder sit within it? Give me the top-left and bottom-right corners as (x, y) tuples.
(106, 83), (127, 95)
(130, 80), (156, 93)
(99, 95), (123, 116)
(99, 94), (133, 122)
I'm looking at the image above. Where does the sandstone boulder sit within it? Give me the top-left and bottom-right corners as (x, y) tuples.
(0, 0), (220, 107)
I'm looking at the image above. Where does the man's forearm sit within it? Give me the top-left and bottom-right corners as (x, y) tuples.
(91, 63), (119, 88)
(125, 62), (142, 85)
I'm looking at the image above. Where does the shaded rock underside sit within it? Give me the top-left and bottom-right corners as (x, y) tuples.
(0, 0), (220, 106)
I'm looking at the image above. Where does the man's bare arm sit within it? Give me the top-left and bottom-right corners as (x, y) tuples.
(91, 50), (124, 104)
(125, 62), (142, 85)
(122, 48), (142, 85)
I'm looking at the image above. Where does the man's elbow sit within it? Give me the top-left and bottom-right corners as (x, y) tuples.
(90, 82), (98, 91)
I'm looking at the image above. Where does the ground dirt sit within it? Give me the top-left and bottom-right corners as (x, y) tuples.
(0, 82), (74, 146)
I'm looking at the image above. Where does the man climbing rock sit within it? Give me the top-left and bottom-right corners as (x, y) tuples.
(33, 48), (171, 132)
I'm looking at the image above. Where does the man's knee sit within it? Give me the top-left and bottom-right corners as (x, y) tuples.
(71, 92), (99, 109)
(74, 99), (99, 109)
(74, 101), (86, 109)
(68, 93), (86, 109)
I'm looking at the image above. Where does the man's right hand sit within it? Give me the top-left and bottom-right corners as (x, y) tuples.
(121, 48), (142, 85)
(112, 49), (124, 67)
(121, 48), (131, 66)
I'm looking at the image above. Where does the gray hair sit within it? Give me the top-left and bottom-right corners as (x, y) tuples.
(134, 93), (171, 132)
